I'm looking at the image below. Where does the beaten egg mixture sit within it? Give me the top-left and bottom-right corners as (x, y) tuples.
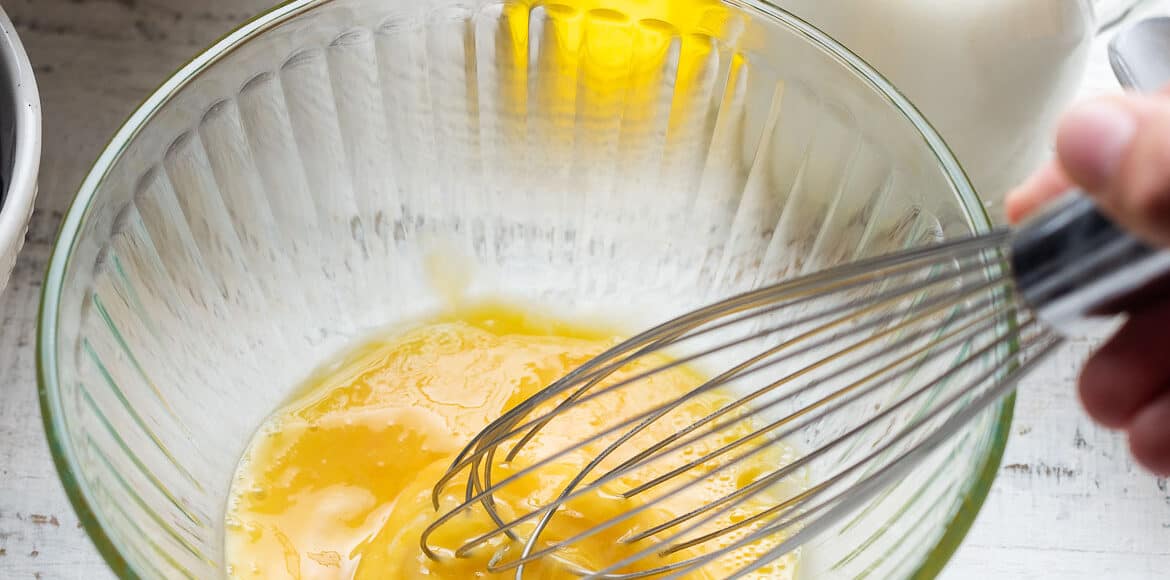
(225, 303), (801, 579)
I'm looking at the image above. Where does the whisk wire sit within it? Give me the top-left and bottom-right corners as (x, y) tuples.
(424, 264), (1008, 559)
(599, 322), (1057, 580)
(434, 246), (999, 504)
(436, 233), (1009, 499)
(605, 275), (1000, 492)
(477, 296), (1024, 573)
(618, 301), (1014, 542)
(713, 334), (1063, 580)
(584, 314), (1045, 578)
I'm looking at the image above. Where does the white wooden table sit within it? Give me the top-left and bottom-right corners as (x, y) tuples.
(1, 1), (1168, 578)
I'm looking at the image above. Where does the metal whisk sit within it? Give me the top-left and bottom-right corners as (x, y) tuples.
(420, 194), (1170, 579)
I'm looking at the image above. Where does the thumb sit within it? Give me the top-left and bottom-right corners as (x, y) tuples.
(1055, 95), (1170, 247)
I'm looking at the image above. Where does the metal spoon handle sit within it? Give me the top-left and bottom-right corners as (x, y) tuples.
(1109, 15), (1170, 92)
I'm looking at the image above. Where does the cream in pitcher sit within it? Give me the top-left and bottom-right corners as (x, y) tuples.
(776, 0), (1101, 219)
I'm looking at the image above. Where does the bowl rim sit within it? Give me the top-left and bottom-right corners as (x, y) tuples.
(0, 4), (42, 291)
(37, 0), (1013, 577)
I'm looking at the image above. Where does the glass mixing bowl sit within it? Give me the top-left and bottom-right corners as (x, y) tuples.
(39, 0), (1011, 577)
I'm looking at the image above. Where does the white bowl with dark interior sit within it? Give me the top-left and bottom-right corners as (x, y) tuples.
(0, 5), (40, 296)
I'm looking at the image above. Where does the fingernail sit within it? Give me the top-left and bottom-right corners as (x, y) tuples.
(1057, 100), (1138, 190)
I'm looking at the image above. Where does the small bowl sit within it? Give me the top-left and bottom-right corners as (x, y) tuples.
(39, 0), (1010, 577)
(0, 6), (41, 295)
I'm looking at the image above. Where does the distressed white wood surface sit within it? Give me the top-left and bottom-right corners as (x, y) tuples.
(1, 1), (1169, 578)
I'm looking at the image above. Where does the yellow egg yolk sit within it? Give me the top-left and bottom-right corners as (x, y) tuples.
(225, 303), (800, 579)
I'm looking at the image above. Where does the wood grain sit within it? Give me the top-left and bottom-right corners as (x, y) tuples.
(1, 1), (1168, 578)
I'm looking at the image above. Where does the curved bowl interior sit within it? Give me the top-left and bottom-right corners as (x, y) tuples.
(40, 0), (1008, 577)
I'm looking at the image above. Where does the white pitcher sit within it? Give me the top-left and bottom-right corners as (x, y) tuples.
(774, 0), (1148, 220)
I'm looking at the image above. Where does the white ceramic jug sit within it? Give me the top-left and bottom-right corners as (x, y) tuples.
(774, 0), (1144, 220)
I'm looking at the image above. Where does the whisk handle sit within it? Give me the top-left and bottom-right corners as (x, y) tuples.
(1010, 192), (1170, 334)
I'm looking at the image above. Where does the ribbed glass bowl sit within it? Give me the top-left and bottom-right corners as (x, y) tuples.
(39, 0), (1010, 577)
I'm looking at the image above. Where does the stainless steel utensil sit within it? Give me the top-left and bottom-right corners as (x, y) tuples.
(421, 195), (1170, 579)
(1110, 15), (1170, 91)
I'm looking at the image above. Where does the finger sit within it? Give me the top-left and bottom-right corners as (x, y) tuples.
(1054, 98), (1137, 193)
(1004, 162), (1072, 224)
(1078, 298), (1170, 429)
(1128, 390), (1170, 476)
(1105, 95), (1170, 247)
(1055, 97), (1170, 247)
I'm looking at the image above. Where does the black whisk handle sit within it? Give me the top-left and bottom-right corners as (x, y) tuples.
(1010, 192), (1170, 334)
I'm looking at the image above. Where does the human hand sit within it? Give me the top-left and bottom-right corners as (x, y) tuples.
(1006, 92), (1170, 476)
